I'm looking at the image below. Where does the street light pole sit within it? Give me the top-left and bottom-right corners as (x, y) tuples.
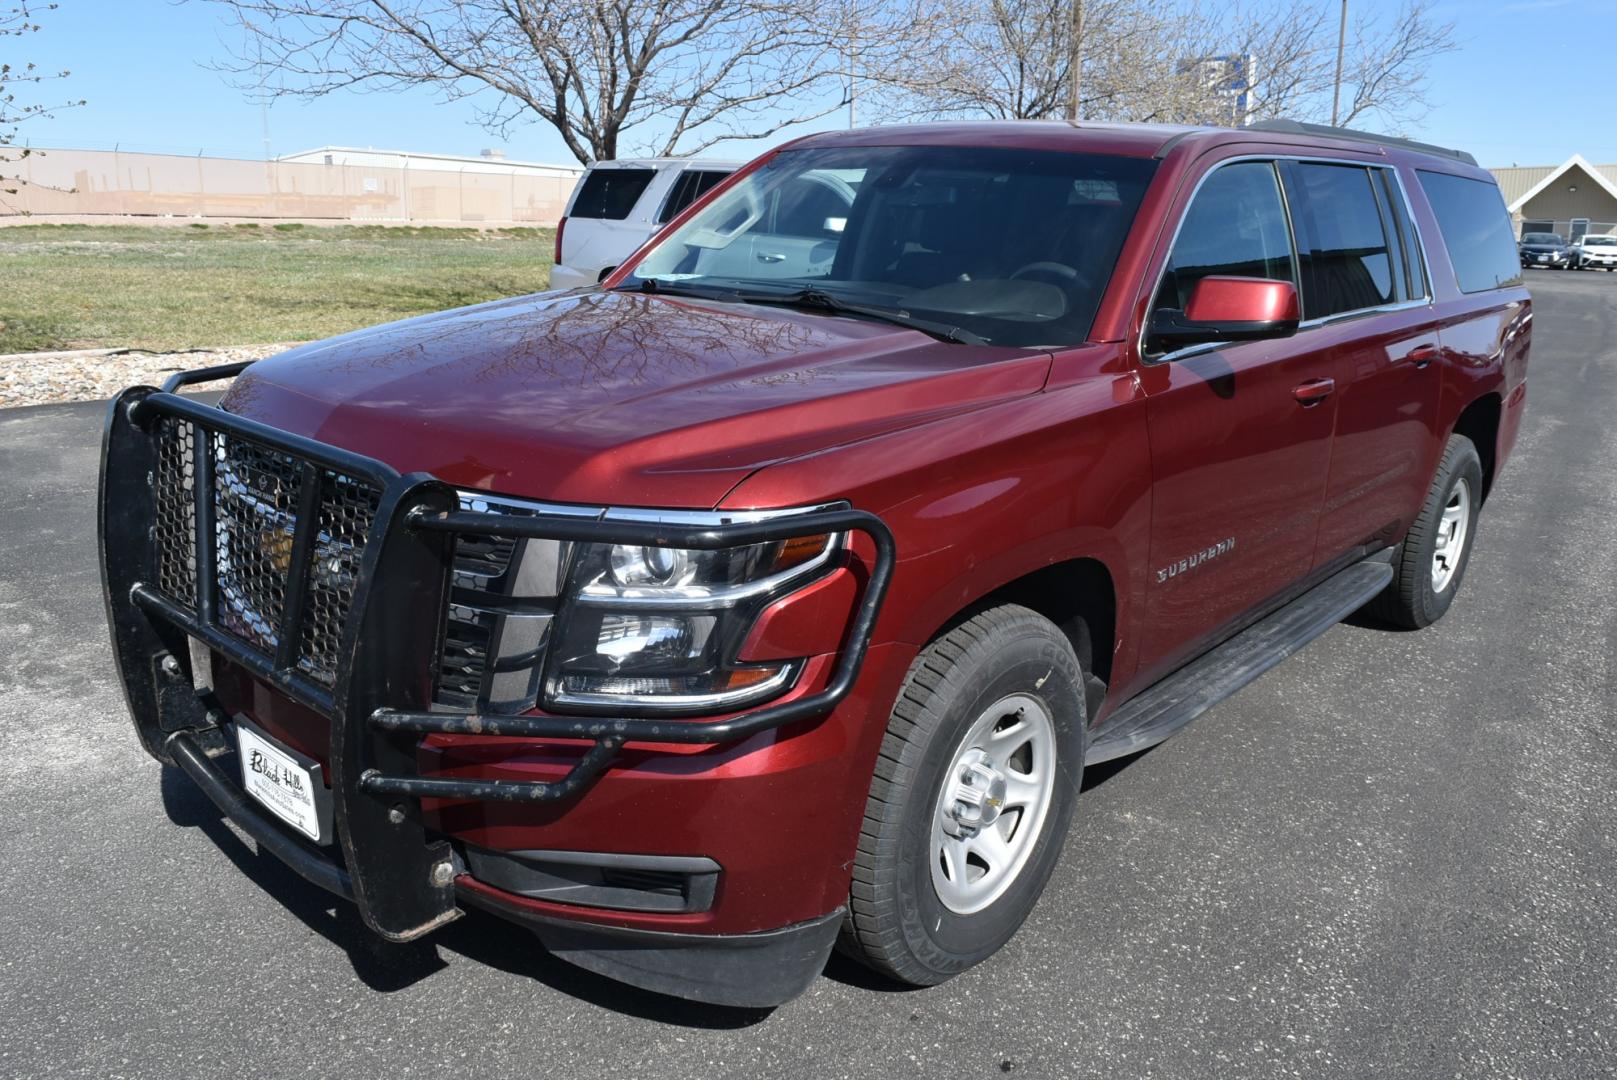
(1330, 0), (1348, 126)
(1065, 0), (1084, 122)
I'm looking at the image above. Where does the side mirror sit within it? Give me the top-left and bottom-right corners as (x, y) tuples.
(1149, 276), (1300, 352)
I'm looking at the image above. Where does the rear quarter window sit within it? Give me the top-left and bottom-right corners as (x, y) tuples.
(1416, 171), (1524, 294)
(657, 169), (731, 224)
(569, 168), (657, 220)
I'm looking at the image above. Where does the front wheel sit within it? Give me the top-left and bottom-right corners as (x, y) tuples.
(1369, 434), (1484, 628)
(842, 605), (1086, 985)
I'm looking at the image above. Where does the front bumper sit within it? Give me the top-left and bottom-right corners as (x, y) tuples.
(100, 365), (893, 1001)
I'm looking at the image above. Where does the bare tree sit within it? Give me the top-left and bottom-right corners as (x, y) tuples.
(1234, 0), (1457, 129)
(207, 0), (876, 164)
(861, 0), (1242, 125)
(866, 0), (1455, 133)
(2, 1), (84, 205)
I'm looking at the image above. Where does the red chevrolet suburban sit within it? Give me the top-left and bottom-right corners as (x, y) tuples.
(100, 119), (1530, 1007)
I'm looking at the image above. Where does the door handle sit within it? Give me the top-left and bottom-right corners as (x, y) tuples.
(1402, 343), (1439, 369)
(755, 252), (786, 263)
(1292, 377), (1336, 405)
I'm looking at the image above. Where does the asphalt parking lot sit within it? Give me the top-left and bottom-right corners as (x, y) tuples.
(2, 271), (1613, 1079)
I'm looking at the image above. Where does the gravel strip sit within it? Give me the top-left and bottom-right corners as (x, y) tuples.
(0, 343), (294, 408)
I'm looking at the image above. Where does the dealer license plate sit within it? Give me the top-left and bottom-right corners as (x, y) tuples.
(236, 720), (334, 845)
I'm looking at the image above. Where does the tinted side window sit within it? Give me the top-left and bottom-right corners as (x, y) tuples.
(657, 169), (730, 224)
(1155, 160), (1295, 317)
(1417, 170), (1524, 294)
(570, 168), (656, 220)
(1378, 170), (1428, 300)
(1286, 163), (1396, 319)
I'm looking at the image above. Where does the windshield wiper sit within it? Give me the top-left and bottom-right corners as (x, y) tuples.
(620, 277), (740, 301)
(622, 279), (987, 345)
(731, 287), (988, 346)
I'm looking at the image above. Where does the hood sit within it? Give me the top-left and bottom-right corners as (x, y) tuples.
(1519, 243), (1566, 253)
(221, 288), (1052, 507)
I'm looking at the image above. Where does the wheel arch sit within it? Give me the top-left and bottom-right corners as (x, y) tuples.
(1452, 391), (1502, 502)
(919, 556), (1118, 714)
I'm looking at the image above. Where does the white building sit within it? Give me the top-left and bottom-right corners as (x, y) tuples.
(277, 146), (582, 181)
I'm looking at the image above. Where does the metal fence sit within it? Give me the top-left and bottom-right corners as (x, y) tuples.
(3, 147), (580, 225)
(1516, 217), (1617, 241)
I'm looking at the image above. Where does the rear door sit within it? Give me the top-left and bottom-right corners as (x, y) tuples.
(1136, 158), (1339, 675)
(1281, 159), (1444, 565)
(560, 164), (668, 277)
(655, 168), (733, 226)
(690, 168), (859, 281)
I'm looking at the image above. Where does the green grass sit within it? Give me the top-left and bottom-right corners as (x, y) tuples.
(0, 223), (556, 353)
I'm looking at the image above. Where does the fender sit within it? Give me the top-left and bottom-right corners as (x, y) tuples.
(722, 345), (1153, 687)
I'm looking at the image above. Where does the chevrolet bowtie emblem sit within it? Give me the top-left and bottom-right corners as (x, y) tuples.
(259, 526), (295, 574)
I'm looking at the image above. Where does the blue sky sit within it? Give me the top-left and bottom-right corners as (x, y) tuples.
(13, 0), (1617, 168)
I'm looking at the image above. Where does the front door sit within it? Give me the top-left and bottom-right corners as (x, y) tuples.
(1135, 158), (1338, 679)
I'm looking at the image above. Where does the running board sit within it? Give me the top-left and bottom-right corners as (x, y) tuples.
(1085, 555), (1394, 765)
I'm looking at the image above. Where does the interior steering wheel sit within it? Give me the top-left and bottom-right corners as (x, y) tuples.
(1009, 260), (1089, 292)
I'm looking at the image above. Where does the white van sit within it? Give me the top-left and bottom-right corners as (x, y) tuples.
(550, 158), (741, 290)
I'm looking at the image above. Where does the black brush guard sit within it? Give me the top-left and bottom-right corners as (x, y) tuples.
(100, 365), (894, 941)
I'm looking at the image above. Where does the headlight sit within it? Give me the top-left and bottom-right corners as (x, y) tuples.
(544, 529), (839, 712)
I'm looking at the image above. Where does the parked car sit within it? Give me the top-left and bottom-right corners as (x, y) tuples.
(100, 118), (1529, 1008)
(549, 157), (741, 290)
(1577, 233), (1617, 270)
(1519, 230), (1575, 269)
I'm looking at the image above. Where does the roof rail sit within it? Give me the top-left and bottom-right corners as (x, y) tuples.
(1246, 119), (1477, 166)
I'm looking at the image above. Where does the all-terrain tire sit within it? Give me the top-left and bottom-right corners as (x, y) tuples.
(841, 605), (1087, 985)
(1367, 434), (1484, 629)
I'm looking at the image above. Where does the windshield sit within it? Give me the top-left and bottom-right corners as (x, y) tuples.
(1522, 233), (1562, 244)
(1581, 235), (1617, 247)
(620, 145), (1158, 347)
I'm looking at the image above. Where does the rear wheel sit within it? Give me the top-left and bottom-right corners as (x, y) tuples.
(842, 605), (1086, 985)
(1369, 434), (1484, 628)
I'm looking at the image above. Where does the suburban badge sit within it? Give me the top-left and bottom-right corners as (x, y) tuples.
(1157, 537), (1236, 583)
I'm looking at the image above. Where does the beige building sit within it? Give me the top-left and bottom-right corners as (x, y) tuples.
(277, 145), (581, 181)
(4, 145), (582, 225)
(1489, 154), (1617, 240)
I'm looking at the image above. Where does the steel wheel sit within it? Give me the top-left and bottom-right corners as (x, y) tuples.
(1431, 476), (1471, 592)
(930, 692), (1057, 915)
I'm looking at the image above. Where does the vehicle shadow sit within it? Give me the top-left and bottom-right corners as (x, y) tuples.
(1080, 743), (1155, 791)
(158, 767), (772, 1028)
(1342, 607), (1419, 632)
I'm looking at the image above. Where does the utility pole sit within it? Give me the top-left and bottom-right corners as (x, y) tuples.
(1330, 0), (1348, 126)
(1065, 0), (1084, 121)
(847, 0), (857, 129)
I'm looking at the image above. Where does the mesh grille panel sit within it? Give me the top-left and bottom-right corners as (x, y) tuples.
(148, 422), (382, 689)
(153, 419), (197, 606)
(214, 436), (301, 654)
(298, 470), (381, 684)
